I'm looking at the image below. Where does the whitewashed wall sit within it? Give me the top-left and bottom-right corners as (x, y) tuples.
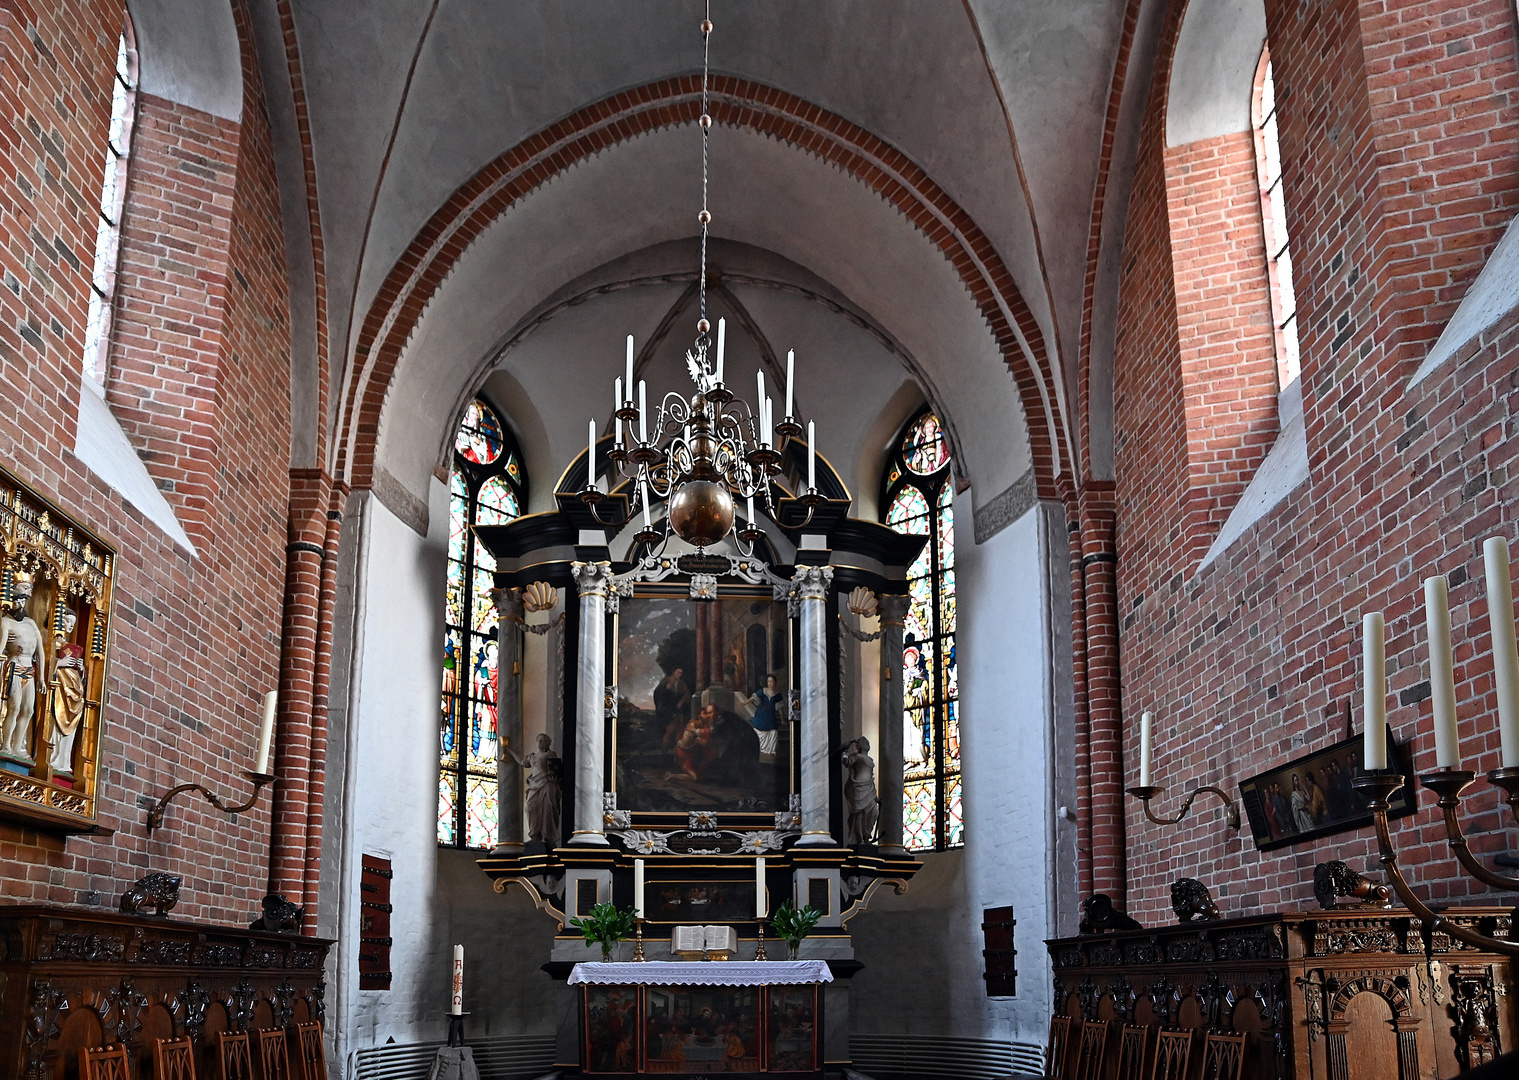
(330, 483), (565, 1063)
(847, 502), (1074, 1046)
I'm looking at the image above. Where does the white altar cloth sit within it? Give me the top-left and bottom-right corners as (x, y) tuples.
(567, 959), (833, 986)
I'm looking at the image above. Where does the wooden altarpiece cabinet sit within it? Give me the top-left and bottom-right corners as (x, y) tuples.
(0, 905), (331, 1080)
(1048, 907), (1516, 1080)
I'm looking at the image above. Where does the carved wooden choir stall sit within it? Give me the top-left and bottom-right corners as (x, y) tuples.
(1046, 905), (1516, 1080)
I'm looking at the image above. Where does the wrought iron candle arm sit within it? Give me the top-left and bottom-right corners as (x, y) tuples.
(1125, 783), (1241, 830)
(145, 770), (274, 832)
(1351, 770), (1519, 957)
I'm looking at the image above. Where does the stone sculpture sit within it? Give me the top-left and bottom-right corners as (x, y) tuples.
(841, 737), (879, 846)
(249, 893), (304, 933)
(48, 607), (85, 775)
(509, 732), (562, 844)
(120, 872), (182, 916)
(0, 570), (45, 762)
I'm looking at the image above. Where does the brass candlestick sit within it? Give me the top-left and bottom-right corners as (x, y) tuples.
(632, 918), (647, 962)
(1126, 783), (1241, 830)
(146, 771), (275, 831)
(1352, 770), (1519, 957)
(754, 923), (768, 961)
(1418, 767), (1519, 890)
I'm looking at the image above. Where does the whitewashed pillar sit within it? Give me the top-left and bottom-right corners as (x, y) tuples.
(569, 562), (611, 845)
(793, 564), (836, 846)
(876, 593), (909, 853)
(491, 586), (526, 853)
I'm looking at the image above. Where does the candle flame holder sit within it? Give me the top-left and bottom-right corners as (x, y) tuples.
(632, 918), (647, 962)
(1352, 769), (1519, 956)
(1126, 783), (1241, 830)
(146, 770), (275, 832)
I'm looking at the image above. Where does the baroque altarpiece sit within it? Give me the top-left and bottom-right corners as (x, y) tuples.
(0, 469), (115, 832)
(472, 445), (926, 1068)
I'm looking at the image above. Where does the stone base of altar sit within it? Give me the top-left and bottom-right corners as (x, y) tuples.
(0, 903), (332, 1080)
(1047, 907), (1518, 1080)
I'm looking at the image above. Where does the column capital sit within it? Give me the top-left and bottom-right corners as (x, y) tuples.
(791, 564), (834, 600)
(491, 586), (525, 621)
(877, 593), (910, 624)
(571, 560), (614, 597)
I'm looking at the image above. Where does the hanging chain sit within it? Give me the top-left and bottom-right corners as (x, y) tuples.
(698, 1), (712, 341)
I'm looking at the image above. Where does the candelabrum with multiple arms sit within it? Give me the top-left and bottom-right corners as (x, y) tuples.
(1349, 535), (1519, 956)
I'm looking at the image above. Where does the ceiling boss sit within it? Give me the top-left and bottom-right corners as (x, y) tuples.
(578, 6), (823, 554)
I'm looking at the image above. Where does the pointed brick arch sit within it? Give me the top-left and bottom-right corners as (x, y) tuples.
(332, 75), (1069, 501)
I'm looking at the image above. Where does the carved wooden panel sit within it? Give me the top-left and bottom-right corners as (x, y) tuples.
(0, 906), (330, 1080)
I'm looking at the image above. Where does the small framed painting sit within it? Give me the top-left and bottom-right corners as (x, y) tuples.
(1238, 733), (1416, 852)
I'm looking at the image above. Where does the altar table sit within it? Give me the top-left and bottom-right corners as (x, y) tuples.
(568, 960), (831, 1077)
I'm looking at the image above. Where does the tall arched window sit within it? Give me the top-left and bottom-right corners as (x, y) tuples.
(83, 25), (138, 390)
(1252, 47), (1300, 396)
(881, 410), (961, 851)
(438, 398), (526, 849)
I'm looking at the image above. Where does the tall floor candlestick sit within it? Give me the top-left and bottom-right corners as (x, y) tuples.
(1364, 612), (1387, 770)
(1485, 537), (1519, 766)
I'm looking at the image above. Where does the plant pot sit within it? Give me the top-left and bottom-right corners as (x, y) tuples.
(787, 943), (800, 961)
(601, 944), (614, 962)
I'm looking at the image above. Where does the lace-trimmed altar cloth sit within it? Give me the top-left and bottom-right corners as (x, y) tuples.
(566, 959), (833, 986)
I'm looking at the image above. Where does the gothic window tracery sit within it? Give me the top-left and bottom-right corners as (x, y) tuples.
(83, 23), (138, 389)
(438, 398), (525, 849)
(881, 409), (961, 851)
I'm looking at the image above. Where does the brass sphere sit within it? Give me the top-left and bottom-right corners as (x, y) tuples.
(700, 113), (713, 130)
(667, 479), (734, 548)
(698, 209), (712, 225)
(701, 19), (713, 34)
(697, 318), (711, 334)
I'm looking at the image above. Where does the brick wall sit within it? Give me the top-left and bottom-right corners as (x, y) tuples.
(0, 0), (292, 922)
(1111, 0), (1519, 920)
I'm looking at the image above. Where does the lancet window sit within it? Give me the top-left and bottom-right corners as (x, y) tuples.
(83, 25), (138, 389)
(438, 398), (526, 849)
(1252, 48), (1300, 395)
(881, 410), (961, 851)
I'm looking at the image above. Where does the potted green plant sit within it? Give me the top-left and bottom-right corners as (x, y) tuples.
(568, 901), (638, 961)
(770, 900), (823, 960)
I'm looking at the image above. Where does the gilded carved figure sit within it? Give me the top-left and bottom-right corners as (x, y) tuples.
(49, 607), (85, 775)
(0, 571), (45, 762)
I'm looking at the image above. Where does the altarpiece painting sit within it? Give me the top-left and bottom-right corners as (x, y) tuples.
(615, 590), (792, 813)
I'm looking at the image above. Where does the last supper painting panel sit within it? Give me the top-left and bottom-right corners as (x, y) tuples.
(615, 591), (792, 813)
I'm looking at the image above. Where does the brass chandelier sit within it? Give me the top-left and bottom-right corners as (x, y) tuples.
(577, 5), (823, 552)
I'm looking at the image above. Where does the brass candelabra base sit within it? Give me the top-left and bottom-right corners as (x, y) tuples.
(754, 923), (768, 961)
(146, 771), (275, 832)
(1126, 783), (1241, 830)
(1352, 769), (1519, 957)
(632, 919), (647, 962)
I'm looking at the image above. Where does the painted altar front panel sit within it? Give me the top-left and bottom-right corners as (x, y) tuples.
(615, 588), (792, 815)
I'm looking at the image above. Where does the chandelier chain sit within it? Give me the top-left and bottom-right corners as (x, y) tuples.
(699, 1), (711, 334)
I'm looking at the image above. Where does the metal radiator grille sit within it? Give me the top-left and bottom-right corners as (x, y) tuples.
(850, 1033), (1045, 1079)
(352, 1036), (557, 1080)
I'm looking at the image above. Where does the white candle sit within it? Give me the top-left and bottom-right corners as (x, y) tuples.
(764, 397), (773, 448)
(254, 691), (277, 774)
(755, 857), (766, 918)
(785, 350), (794, 419)
(1363, 612), (1387, 770)
(756, 371), (766, 441)
(451, 944), (464, 1015)
(613, 377), (623, 449)
(1138, 711), (1153, 787)
(588, 420), (598, 492)
(1485, 537), (1519, 767)
(625, 334), (634, 395)
(716, 318), (726, 384)
(634, 858), (645, 918)
(1425, 575), (1460, 768)
(807, 422), (816, 491)
(747, 495), (755, 526)
(638, 380), (647, 443)
(641, 481), (651, 529)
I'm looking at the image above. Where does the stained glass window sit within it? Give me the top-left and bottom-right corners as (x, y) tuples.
(83, 25), (138, 388)
(1252, 48), (1300, 396)
(440, 397), (526, 848)
(882, 410), (960, 851)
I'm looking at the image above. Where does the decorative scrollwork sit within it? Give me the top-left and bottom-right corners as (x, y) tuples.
(272, 981), (298, 1029)
(177, 981), (210, 1040)
(23, 982), (68, 1080)
(222, 980), (258, 1033)
(99, 978), (149, 1043)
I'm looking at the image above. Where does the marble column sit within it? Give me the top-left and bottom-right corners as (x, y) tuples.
(876, 593), (909, 854)
(793, 564), (836, 846)
(569, 562), (612, 845)
(491, 587), (525, 853)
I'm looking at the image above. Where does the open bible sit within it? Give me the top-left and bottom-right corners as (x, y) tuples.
(670, 924), (737, 956)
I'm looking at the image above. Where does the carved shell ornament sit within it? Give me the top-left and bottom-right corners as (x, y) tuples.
(523, 581), (557, 613)
(847, 586), (878, 618)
